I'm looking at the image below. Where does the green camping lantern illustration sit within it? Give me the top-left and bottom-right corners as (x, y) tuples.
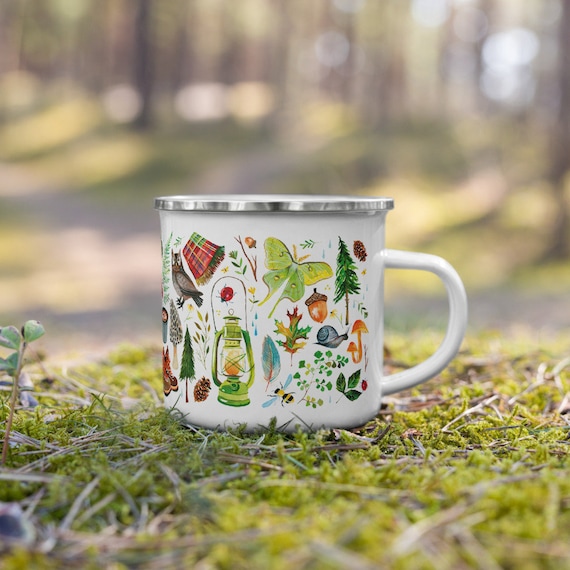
(212, 310), (255, 407)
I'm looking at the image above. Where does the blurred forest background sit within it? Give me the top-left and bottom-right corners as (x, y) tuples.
(0, 0), (569, 355)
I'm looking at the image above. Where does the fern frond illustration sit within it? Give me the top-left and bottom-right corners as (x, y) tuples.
(161, 232), (173, 304)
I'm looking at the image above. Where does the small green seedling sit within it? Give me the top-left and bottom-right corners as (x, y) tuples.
(0, 320), (45, 465)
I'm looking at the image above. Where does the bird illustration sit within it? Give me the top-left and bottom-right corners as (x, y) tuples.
(316, 325), (348, 348)
(172, 251), (203, 308)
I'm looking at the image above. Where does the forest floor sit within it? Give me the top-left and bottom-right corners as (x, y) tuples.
(1, 103), (570, 568)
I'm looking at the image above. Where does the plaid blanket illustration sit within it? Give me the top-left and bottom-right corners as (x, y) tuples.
(183, 232), (225, 286)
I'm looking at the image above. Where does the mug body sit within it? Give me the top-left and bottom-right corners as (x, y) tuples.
(156, 195), (393, 432)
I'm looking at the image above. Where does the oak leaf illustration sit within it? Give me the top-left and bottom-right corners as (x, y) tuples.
(274, 307), (312, 362)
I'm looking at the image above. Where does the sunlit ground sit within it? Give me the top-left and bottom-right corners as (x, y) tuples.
(0, 90), (568, 355)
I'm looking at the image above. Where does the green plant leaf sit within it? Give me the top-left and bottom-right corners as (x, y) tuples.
(348, 369), (361, 390)
(0, 352), (19, 373)
(344, 389), (362, 401)
(336, 372), (346, 393)
(23, 320), (45, 343)
(0, 326), (21, 350)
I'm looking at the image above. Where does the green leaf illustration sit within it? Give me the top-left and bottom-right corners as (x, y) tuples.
(348, 369), (361, 390)
(336, 372), (346, 393)
(335, 370), (362, 401)
(344, 389), (362, 401)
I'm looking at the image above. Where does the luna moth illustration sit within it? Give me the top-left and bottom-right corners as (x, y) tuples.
(259, 238), (333, 317)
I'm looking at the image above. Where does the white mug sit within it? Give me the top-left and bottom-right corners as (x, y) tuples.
(155, 195), (467, 432)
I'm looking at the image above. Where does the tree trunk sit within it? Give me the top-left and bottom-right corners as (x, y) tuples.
(546, 0), (570, 260)
(132, 0), (154, 130)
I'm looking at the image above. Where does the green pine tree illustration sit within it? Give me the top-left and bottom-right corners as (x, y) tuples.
(334, 237), (361, 325)
(180, 327), (195, 402)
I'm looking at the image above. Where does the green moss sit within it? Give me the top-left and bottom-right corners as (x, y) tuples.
(1, 336), (569, 568)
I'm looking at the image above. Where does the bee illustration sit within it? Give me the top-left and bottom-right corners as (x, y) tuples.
(262, 374), (295, 407)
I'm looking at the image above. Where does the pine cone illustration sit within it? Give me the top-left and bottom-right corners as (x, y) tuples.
(194, 376), (212, 402)
(353, 240), (367, 262)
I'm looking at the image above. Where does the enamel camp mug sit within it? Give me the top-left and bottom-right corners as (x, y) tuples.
(155, 195), (468, 432)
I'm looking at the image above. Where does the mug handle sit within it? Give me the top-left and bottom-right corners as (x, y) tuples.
(381, 249), (468, 396)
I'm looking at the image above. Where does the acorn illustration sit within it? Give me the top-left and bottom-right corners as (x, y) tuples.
(305, 288), (328, 323)
(244, 236), (256, 248)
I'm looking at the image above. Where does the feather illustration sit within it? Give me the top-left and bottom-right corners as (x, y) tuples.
(262, 335), (281, 391)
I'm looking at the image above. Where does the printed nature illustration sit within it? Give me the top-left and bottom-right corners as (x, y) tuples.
(263, 374), (295, 408)
(168, 299), (183, 370)
(211, 312), (255, 407)
(305, 288), (328, 323)
(315, 325), (348, 349)
(162, 347), (179, 396)
(259, 238), (333, 317)
(347, 320), (368, 364)
(172, 251), (203, 308)
(162, 231), (372, 423)
(183, 232), (225, 286)
(334, 237), (361, 325)
(261, 335), (281, 392)
(180, 327), (195, 403)
(274, 307), (312, 363)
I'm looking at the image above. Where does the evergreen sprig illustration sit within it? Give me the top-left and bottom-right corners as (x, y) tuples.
(229, 250), (247, 275)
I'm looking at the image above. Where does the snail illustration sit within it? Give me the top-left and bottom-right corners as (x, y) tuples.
(316, 325), (349, 348)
